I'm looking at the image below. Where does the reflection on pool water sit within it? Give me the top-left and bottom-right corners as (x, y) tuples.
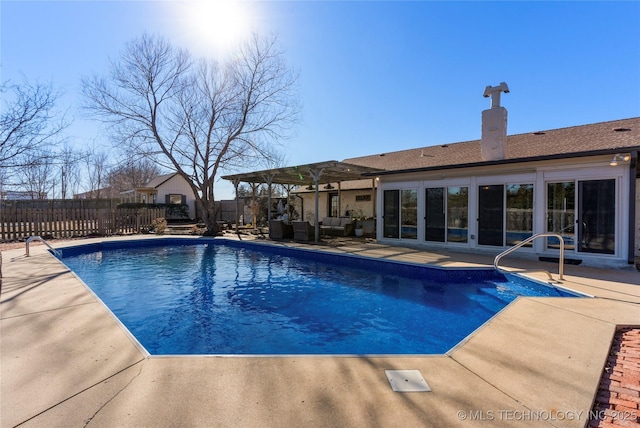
(58, 239), (579, 355)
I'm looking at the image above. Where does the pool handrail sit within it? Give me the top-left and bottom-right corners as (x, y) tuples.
(25, 236), (62, 257)
(494, 232), (565, 281)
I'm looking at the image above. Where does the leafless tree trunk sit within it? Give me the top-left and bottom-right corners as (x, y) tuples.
(82, 33), (299, 234)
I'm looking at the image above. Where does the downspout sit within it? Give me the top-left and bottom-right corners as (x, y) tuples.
(627, 151), (637, 265)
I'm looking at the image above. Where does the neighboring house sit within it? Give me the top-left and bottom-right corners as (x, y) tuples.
(1, 191), (47, 200)
(120, 173), (197, 220)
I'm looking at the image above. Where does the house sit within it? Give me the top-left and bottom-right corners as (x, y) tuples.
(120, 173), (197, 220)
(344, 115), (640, 268)
(224, 86), (640, 268)
(1, 190), (48, 200)
(292, 112), (640, 268)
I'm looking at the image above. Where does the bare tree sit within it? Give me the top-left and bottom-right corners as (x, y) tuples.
(57, 143), (85, 199)
(107, 158), (162, 193)
(82, 33), (299, 234)
(0, 79), (68, 172)
(83, 146), (111, 198)
(21, 152), (56, 199)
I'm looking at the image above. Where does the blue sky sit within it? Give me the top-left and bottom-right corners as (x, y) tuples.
(2, 1), (639, 199)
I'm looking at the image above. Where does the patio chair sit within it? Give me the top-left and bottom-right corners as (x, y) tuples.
(292, 221), (315, 242)
(269, 220), (293, 240)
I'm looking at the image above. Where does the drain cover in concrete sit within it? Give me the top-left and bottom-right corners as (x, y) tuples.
(385, 370), (431, 392)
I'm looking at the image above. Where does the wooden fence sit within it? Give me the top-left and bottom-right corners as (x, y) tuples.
(0, 199), (165, 242)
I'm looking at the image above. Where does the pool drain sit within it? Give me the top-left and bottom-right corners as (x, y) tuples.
(385, 370), (431, 392)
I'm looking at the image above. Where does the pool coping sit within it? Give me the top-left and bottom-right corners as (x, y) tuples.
(2, 235), (639, 427)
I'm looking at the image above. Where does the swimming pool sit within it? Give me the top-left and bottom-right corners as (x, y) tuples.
(58, 238), (579, 355)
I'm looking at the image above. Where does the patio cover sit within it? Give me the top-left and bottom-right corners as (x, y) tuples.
(222, 160), (385, 242)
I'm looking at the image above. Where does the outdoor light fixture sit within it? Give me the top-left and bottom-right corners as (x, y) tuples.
(324, 183), (334, 190)
(306, 184), (314, 190)
(609, 154), (630, 166)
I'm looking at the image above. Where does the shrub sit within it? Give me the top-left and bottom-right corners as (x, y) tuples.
(151, 217), (167, 235)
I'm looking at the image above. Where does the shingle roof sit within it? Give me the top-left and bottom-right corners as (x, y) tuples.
(344, 117), (640, 173)
(143, 173), (177, 189)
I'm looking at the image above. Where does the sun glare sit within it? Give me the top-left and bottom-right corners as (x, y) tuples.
(178, 0), (256, 57)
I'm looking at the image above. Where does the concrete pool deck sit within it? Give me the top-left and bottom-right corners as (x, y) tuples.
(1, 235), (639, 427)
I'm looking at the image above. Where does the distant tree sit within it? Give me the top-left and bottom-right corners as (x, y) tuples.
(21, 151), (56, 199)
(82, 33), (299, 234)
(107, 158), (162, 194)
(83, 146), (111, 198)
(57, 143), (85, 199)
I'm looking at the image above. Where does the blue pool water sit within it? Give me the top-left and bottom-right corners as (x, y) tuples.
(58, 239), (578, 355)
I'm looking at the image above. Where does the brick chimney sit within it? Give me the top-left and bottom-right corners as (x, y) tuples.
(481, 82), (509, 161)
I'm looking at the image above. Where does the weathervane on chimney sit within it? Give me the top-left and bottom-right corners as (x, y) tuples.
(483, 82), (509, 109)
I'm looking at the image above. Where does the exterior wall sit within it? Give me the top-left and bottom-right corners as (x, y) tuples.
(156, 175), (196, 219)
(340, 189), (376, 219)
(375, 156), (632, 267)
(294, 187), (377, 223)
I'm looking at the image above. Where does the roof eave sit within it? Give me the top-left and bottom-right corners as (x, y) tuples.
(362, 147), (640, 177)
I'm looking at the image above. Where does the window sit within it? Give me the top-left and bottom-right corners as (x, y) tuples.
(328, 193), (339, 217)
(168, 194), (184, 204)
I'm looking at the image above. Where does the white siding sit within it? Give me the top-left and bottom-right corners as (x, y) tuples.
(375, 156), (631, 267)
(157, 175), (196, 219)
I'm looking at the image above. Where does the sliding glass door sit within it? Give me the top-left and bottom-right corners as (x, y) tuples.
(578, 179), (615, 254)
(547, 182), (575, 250)
(425, 188), (445, 241)
(478, 185), (504, 246)
(547, 179), (616, 254)
(506, 184), (534, 246)
(401, 189), (418, 239)
(383, 188), (418, 239)
(447, 187), (468, 243)
(477, 183), (533, 247)
(424, 186), (468, 243)
(383, 190), (399, 238)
